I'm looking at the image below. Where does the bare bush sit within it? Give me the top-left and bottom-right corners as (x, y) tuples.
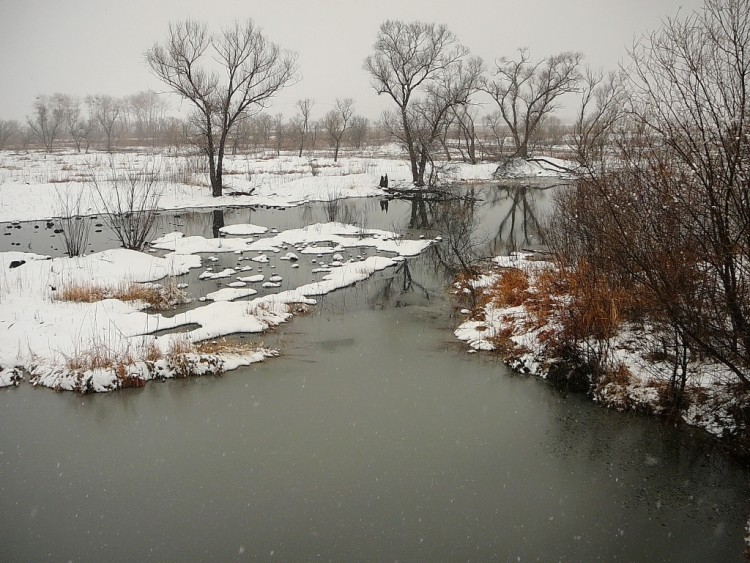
(324, 190), (341, 222)
(0, 120), (19, 150)
(547, 0), (750, 391)
(91, 160), (161, 250)
(27, 93), (70, 152)
(569, 68), (625, 168)
(55, 187), (91, 257)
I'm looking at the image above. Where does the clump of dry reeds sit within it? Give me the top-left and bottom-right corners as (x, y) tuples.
(55, 278), (187, 310)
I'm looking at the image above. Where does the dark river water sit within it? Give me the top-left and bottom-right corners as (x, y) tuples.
(1, 185), (748, 560)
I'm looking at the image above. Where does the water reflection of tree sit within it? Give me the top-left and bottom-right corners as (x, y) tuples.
(485, 182), (563, 255)
(429, 189), (484, 277)
(370, 259), (433, 309)
(300, 203), (314, 227)
(409, 192), (431, 229)
(212, 209), (225, 238)
(403, 183), (559, 257)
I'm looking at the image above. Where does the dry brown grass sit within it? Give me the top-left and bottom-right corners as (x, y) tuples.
(56, 279), (186, 310)
(66, 343), (135, 372)
(461, 259), (651, 368)
(488, 268), (530, 308)
(194, 337), (265, 355)
(599, 363), (633, 387)
(556, 261), (645, 343)
(64, 341), (148, 389)
(60, 334), (270, 390)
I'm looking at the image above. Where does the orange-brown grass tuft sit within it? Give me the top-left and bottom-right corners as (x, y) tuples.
(56, 279), (186, 311)
(487, 268), (530, 308)
(557, 261), (645, 343)
(58, 283), (111, 303)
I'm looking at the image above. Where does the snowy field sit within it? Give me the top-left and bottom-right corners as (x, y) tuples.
(0, 149), (532, 223)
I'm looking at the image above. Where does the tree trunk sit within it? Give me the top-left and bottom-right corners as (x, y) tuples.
(513, 140), (529, 159)
(401, 108), (420, 184)
(416, 147), (429, 187)
(333, 141), (340, 162)
(214, 144), (225, 198)
(468, 125), (477, 164)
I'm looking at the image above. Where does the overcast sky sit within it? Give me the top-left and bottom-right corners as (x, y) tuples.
(0, 0), (705, 123)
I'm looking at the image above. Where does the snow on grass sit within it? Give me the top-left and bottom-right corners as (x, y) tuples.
(0, 151), (415, 223)
(0, 150), (578, 224)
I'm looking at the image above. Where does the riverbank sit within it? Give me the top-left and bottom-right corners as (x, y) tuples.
(453, 253), (750, 453)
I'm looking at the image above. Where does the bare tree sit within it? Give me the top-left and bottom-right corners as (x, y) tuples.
(88, 95), (122, 152)
(569, 67), (625, 168)
(322, 98), (355, 161)
(453, 105), (480, 164)
(272, 113), (286, 155)
(247, 112), (274, 151)
(396, 56), (484, 185)
(308, 120), (320, 153)
(27, 93), (69, 152)
(146, 19), (298, 196)
(483, 48), (583, 158)
(0, 120), (19, 150)
(364, 20), (480, 186)
(291, 98), (314, 157)
(65, 98), (94, 153)
(348, 116), (369, 149)
(126, 90), (167, 145)
(482, 111), (510, 156)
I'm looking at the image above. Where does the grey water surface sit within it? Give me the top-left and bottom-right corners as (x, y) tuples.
(0, 185), (747, 561)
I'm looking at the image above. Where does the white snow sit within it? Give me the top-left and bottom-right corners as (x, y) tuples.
(219, 223), (268, 236)
(1, 148), (558, 394)
(238, 274), (264, 283)
(199, 268), (236, 280)
(205, 287), (258, 302)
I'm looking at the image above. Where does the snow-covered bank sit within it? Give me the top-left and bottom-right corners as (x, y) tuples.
(0, 150), (577, 223)
(0, 221), (435, 392)
(453, 253), (750, 441)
